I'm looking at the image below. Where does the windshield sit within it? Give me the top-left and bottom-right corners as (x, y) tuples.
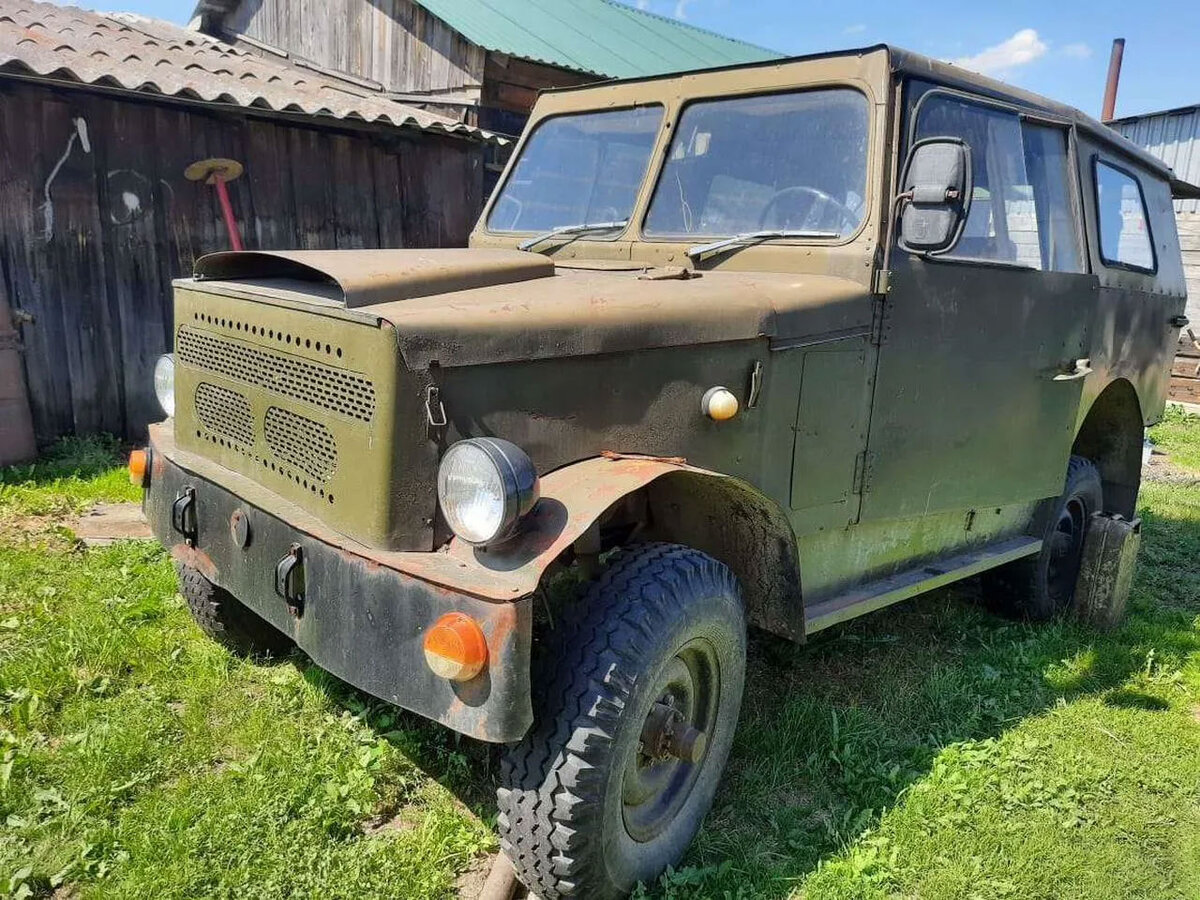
(488, 106), (663, 234)
(645, 89), (870, 239)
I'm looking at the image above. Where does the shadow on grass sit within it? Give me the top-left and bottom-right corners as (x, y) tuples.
(293, 500), (1199, 898)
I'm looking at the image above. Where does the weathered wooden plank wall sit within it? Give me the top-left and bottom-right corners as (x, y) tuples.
(227, 0), (487, 96)
(0, 80), (485, 444)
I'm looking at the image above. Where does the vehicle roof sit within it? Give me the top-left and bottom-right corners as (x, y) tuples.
(543, 43), (1200, 198)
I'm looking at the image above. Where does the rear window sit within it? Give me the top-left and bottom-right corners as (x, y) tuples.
(1094, 160), (1155, 272)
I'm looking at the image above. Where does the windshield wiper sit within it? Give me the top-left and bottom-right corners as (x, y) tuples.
(686, 229), (840, 260)
(517, 220), (629, 252)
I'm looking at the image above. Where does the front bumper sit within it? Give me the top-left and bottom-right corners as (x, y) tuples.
(143, 424), (533, 743)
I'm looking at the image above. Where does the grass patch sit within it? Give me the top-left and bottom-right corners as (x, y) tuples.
(0, 435), (140, 519)
(2, 423), (1199, 899)
(1149, 405), (1200, 472)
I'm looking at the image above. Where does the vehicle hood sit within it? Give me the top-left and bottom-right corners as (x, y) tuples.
(192, 249), (873, 368)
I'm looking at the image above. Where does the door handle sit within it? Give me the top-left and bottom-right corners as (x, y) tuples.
(1169, 314), (1190, 329)
(1052, 358), (1092, 382)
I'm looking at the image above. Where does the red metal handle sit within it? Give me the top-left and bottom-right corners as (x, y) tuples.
(213, 178), (244, 252)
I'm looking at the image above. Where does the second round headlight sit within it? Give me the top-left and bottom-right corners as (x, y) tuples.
(437, 438), (539, 545)
(153, 353), (175, 418)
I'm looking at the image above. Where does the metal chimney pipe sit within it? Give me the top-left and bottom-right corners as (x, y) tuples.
(1101, 38), (1125, 122)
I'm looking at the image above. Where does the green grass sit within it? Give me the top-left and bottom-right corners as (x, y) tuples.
(0, 435), (140, 519)
(2, 418), (1199, 899)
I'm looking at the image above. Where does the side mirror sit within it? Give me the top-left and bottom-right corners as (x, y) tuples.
(897, 138), (972, 254)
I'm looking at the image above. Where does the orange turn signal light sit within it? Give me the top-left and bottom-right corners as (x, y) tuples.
(423, 612), (488, 682)
(128, 449), (150, 487)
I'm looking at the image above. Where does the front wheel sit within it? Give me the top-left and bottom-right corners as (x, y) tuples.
(497, 544), (746, 899)
(177, 563), (294, 659)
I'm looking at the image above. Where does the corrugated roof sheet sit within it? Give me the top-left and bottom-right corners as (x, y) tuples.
(1113, 105), (1200, 213)
(0, 0), (501, 142)
(411, 0), (781, 78)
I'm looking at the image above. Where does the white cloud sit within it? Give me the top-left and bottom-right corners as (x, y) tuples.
(673, 0), (692, 19)
(635, 0), (650, 8)
(1062, 42), (1092, 60)
(844, 23), (867, 35)
(952, 28), (1048, 76)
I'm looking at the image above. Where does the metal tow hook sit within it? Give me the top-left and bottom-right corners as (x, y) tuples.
(275, 543), (305, 618)
(171, 487), (198, 546)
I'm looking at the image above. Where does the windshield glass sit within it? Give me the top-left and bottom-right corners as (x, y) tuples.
(488, 106), (663, 233)
(645, 89), (870, 239)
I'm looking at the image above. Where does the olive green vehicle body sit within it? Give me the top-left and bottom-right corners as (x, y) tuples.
(145, 45), (1191, 741)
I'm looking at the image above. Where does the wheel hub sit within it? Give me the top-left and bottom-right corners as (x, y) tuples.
(639, 697), (708, 765)
(621, 641), (719, 843)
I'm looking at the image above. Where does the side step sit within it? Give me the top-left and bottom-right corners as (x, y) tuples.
(803, 536), (1042, 634)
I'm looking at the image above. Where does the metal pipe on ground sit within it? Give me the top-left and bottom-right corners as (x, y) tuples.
(1101, 38), (1125, 123)
(476, 851), (522, 900)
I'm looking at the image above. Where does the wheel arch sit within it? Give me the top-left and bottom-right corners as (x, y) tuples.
(640, 471), (805, 642)
(1072, 378), (1144, 518)
(433, 455), (804, 641)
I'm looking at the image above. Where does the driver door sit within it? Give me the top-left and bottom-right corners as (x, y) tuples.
(862, 87), (1098, 522)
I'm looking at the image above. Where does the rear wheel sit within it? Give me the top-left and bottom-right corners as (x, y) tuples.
(177, 563), (294, 659)
(497, 543), (746, 899)
(982, 455), (1103, 620)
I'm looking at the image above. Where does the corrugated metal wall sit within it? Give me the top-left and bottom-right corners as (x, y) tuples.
(1115, 107), (1200, 214)
(1114, 107), (1200, 327)
(0, 80), (485, 445)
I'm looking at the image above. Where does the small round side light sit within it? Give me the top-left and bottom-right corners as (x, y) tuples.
(701, 386), (739, 421)
(423, 612), (488, 682)
(128, 448), (151, 487)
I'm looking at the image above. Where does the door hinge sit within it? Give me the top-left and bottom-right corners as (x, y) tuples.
(869, 296), (886, 346)
(872, 268), (891, 296)
(852, 451), (873, 495)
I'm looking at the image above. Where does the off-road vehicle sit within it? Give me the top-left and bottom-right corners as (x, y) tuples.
(134, 44), (1195, 899)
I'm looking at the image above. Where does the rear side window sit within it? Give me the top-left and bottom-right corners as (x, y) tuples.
(1094, 160), (1155, 272)
(914, 94), (1083, 272)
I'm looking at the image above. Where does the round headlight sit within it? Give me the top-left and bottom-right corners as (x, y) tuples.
(437, 438), (539, 546)
(153, 353), (175, 418)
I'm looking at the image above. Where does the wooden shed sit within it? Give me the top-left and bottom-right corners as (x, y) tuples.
(192, 0), (780, 135)
(0, 0), (500, 457)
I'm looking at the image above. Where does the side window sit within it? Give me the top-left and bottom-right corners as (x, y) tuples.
(913, 94), (1083, 272)
(1022, 125), (1085, 273)
(1094, 161), (1155, 272)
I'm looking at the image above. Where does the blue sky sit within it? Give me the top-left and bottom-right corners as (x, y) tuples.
(68, 0), (1199, 119)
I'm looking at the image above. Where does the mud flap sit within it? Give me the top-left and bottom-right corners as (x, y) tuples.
(1074, 513), (1141, 630)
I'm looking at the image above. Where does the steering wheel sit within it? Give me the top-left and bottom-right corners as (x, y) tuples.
(758, 185), (859, 233)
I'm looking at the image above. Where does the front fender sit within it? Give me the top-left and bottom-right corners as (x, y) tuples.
(423, 454), (707, 600)
(420, 454), (806, 642)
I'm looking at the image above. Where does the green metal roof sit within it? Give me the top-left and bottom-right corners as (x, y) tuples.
(412, 0), (781, 78)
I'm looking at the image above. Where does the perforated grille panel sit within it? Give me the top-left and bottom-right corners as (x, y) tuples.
(194, 383), (254, 448)
(177, 326), (376, 421)
(264, 406), (339, 483)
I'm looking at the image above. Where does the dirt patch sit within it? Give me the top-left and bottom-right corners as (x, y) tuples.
(362, 808), (423, 837)
(1142, 453), (1200, 486)
(452, 854), (494, 898)
(68, 502), (152, 545)
(1191, 705), (1200, 725)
